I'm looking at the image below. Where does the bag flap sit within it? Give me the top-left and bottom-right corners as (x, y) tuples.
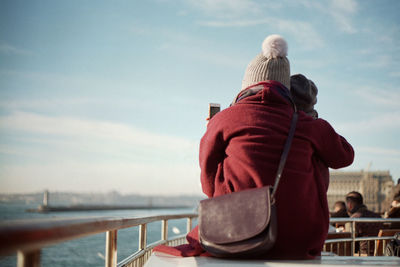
(199, 186), (271, 245)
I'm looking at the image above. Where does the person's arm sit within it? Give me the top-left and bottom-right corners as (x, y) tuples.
(313, 119), (354, 169)
(199, 120), (227, 198)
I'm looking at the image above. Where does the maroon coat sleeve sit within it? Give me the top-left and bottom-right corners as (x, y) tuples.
(312, 119), (354, 169)
(199, 118), (227, 198)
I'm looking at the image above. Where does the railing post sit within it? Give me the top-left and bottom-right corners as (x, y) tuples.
(17, 250), (41, 267)
(351, 221), (356, 256)
(105, 230), (117, 267)
(187, 217), (193, 233)
(139, 224), (147, 250)
(383, 240), (387, 256)
(161, 219), (168, 241)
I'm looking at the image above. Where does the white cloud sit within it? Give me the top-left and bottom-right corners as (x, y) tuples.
(0, 112), (198, 154)
(357, 146), (400, 158)
(353, 34), (399, 71)
(365, 55), (393, 68)
(389, 71), (400, 77)
(0, 70), (110, 93)
(327, 0), (358, 34)
(275, 20), (324, 49)
(198, 18), (267, 27)
(0, 161), (202, 195)
(335, 112), (400, 134)
(154, 27), (249, 68)
(354, 87), (400, 109)
(0, 98), (101, 110)
(190, 0), (358, 35)
(331, 0), (357, 14)
(296, 0), (358, 34)
(0, 112), (202, 195)
(198, 17), (324, 49)
(0, 43), (32, 56)
(351, 146), (400, 180)
(185, 0), (264, 19)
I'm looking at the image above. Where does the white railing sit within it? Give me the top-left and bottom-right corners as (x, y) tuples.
(326, 217), (400, 256)
(0, 213), (197, 267)
(1, 215), (400, 267)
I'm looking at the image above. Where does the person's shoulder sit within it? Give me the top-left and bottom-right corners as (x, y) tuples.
(297, 112), (326, 124)
(388, 207), (400, 217)
(350, 212), (362, 218)
(369, 210), (382, 218)
(298, 114), (335, 133)
(207, 104), (243, 130)
(361, 209), (381, 218)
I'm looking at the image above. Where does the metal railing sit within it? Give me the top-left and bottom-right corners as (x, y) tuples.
(1, 214), (400, 267)
(325, 217), (400, 256)
(0, 213), (197, 267)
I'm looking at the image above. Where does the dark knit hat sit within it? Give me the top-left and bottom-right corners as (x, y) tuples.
(290, 74), (318, 118)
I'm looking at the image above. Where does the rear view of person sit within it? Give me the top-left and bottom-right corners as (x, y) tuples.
(199, 35), (354, 259)
(154, 34), (354, 259)
(332, 201), (349, 218)
(346, 191), (382, 255)
(330, 200), (349, 229)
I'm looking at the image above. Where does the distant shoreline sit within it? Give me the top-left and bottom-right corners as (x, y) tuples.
(27, 204), (195, 213)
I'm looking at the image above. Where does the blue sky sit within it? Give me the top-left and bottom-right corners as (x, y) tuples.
(0, 0), (399, 195)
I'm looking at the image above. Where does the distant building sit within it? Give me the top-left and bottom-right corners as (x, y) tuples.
(327, 170), (394, 213)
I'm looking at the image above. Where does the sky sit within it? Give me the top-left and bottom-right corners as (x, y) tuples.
(0, 0), (399, 196)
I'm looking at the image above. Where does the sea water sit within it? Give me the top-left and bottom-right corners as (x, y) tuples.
(0, 203), (197, 267)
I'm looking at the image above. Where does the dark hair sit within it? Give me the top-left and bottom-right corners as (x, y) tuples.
(334, 201), (346, 210)
(346, 191), (363, 205)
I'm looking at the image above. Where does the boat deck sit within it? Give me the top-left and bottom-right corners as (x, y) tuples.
(144, 252), (400, 267)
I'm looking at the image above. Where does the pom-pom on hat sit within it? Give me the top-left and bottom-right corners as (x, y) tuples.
(241, 34), (290, 90)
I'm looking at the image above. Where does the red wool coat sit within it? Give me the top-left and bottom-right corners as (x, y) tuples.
(154, 81), (354, 259)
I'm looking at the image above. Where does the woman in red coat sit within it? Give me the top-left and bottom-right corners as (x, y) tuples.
(155, 34), (354, 259)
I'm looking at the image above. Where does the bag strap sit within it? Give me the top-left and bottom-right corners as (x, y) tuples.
(271, 111), (298, 201)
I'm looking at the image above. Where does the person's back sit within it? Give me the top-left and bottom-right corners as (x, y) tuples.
(154, 34), (354, 260)
(289, 74), (330, 193)
(202, 80), (354, 259)
(331, 201), (349, 217)
(200, 35), (354, 259)
(346, 191), (382, 255)
(330, 201), (349, 229)
(385, 195), (400, 229)
(387, 205), (400, 229)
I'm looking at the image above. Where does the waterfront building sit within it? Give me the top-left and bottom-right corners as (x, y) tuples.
(327, 170), (394, 213)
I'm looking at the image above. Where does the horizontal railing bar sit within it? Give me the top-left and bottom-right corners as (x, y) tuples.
(330, 217), (400, 223)
(118, 249), (146, 267)
(117, 235), (187, 267)
(0, 213), (197, 256)
(118, 241), (164, 267)
(325, 236), (394, 244)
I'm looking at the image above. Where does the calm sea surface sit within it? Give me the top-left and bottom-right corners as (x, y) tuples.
(0, 203), (197, 267)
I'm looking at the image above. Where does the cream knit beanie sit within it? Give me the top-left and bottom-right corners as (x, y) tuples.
(241, 34), (290, 90)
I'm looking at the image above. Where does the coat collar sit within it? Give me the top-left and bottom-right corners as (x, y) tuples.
(232, 81), (296, 112)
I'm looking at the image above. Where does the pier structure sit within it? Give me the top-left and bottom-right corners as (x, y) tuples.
(43, 190), (49, 207)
